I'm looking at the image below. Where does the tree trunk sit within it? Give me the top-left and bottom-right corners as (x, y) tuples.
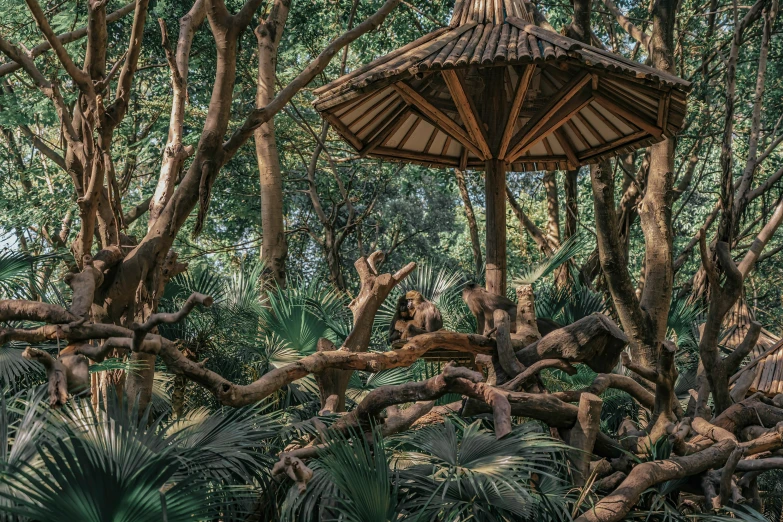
(564, 169), (578, 239)
(455, 168), (483, 276)
(255, 7), (290, 287)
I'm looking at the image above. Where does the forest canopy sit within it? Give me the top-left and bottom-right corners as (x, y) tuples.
(2, 0), (783, 520)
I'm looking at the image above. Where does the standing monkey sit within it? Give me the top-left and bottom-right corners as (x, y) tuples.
(461, 282), (517, 335)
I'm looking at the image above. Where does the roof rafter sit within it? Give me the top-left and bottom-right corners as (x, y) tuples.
(506, 71), (593, 161)
(499, 65), (535, 159)
(392, 80), (484, 159)
(441, 69), (491, 159)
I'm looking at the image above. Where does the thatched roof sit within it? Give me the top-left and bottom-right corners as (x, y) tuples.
(313, 0), (691, 171)
(723, 300), (783, 397)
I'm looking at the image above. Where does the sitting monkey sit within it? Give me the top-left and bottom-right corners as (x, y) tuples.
(461, 282), (517, 335)
(388, 294), (412, 343)
(388, 291), (443, 343)
(403, 290), (443, 338)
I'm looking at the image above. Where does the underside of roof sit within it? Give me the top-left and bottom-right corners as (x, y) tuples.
(722, 301), (783, 397)
(313, 0), (690, 171)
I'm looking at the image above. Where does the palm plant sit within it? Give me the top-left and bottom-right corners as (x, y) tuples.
(0, 250), (59, 300)
(535, 281), (606, 326)
(513, 233), (592, 286)
(0, 389), (288, 521)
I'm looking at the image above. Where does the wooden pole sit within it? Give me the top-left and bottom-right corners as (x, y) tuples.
(486, 158), (507, 295)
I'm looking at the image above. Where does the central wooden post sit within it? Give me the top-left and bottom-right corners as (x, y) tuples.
(485, 158), (507, 295)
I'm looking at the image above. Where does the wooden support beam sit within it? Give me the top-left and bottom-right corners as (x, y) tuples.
(554, 128), (578, 169)
(322, 113), (363, 151)
(499, 65), (535, 160)
(593, 90), (663, 138)
(577, 130), (647, 161)
(507, 73), (593, 161)
(485, 158), (507, 296)
(392, 81), (485, 159)
(441, 69), (491, 159)
(372, 146), (460, 167)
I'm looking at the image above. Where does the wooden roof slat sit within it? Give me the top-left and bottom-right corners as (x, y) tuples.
(456, 24), (485, 66)
(442, 30), (473, 68)
(564, 119), (590, 150)
(495, 23), (510, 62)
(508, 26), (518, 61)
(373, 146), (460, 167)
(450, 0), (467, 28)
(575, 111), (606, 145)
(471, 24), (494, 65)
(507, 17), (582, 51)
(314, 27), (449, 96)
(423, 38), (458, 71)
(482, 23), (503, 64)
(577, 130), (647, 161)
(593, 90), (662, 138)
(584, 102), (623, 137)
(600, 80), (658, 117)
(353, 96), (401, 136)
(542, 40), (556, 60)
(397, 115), (423, 149)
(528, 34), (542, 61)
(517, 29), (530, 60)
(423, 127), (439, 154)
(360, 105), (409, 156)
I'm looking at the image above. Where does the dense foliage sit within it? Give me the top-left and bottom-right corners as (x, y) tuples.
(3, 0), (783, 519)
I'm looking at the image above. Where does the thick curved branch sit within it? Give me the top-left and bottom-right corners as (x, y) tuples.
(575, 420), (738, 522)
(221, 0), (402, 162)
(157, 331), (496, 407)
(553, 373), (655, 411)
(601, 0), (650, 49)
(0, 300), (77, 324)
(501, 358), (575, 392)
(24, 0), (93, 93)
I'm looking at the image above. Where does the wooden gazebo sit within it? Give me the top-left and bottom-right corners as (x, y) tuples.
(314, 0), (691, 295)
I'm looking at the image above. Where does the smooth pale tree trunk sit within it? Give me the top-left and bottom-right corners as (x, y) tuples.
(455, 169), (483, 276)
(255, 7), (289, 287)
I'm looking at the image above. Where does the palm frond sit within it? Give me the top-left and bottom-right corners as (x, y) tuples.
(318, 427), (398, 522)
(0, 347), (43, 389)
(347, 367), (413, 403)
(513, 233), (592, 285)
(0, 250), (59, 299)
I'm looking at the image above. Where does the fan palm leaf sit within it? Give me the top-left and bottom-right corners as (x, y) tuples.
(513, 233), (592, 285)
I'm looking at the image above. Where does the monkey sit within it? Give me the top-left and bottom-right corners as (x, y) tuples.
(461, 282), (517, 336)
(388, 294), (412, 343)
(402, 290), (443, 338)
(388, 291), (443, 343)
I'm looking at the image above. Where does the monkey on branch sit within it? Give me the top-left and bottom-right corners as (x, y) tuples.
(461, 282), (560, 340)
(388, 290), (443, 343)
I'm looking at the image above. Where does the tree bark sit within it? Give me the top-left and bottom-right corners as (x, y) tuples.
(455, 168), (483, 276)
(255, 0), (291, 287)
